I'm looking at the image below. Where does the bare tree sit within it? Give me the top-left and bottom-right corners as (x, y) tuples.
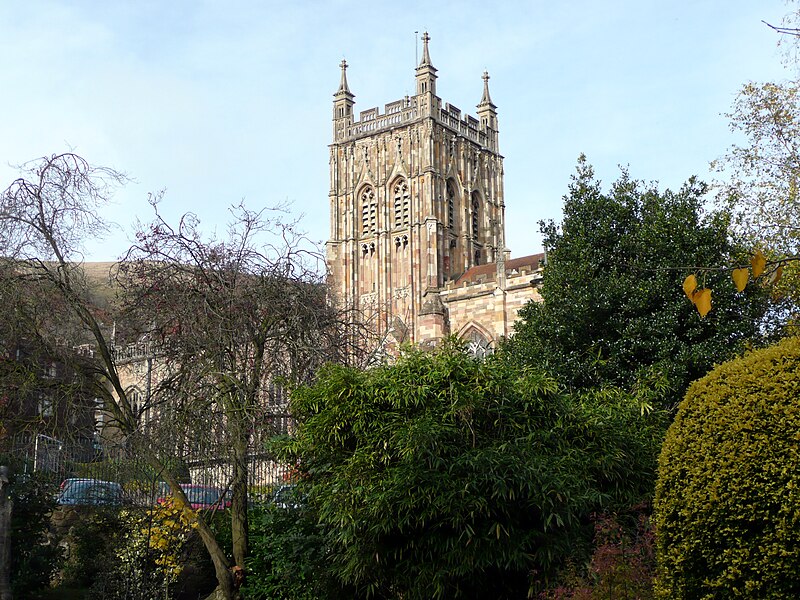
(0, 154), (240, 599)
(116, 196), (368, 569)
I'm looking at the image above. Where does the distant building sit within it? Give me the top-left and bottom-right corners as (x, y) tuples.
(0, 340), (98, 473)
(326, 33), (542, 353)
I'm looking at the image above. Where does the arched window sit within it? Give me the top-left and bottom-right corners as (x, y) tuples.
(464, 328), (492, 359)
(361, 187), (377, 235)
(393, 180), (410, 228)
(446, 180), (456, 229)
(471, 194), (480, 239)
(126, 388), (142, 421)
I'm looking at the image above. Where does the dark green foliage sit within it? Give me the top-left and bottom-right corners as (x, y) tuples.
(277, 342), (663, 598)
(654, 336), (800, 599)
(59, 508), (124, 588)
(506, 157), (770, 409)
(243, 504), (350, 600)
(8, 470), (62, 595)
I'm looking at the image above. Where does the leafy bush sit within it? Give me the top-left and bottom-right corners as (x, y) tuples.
(277, 342), (663, 598)
(8, 470), (62, 595)
(243, 504), (350, 600)
(87, 498), (219, 600)
(654, 336), (800, 598)
(58, 507), (125, 588)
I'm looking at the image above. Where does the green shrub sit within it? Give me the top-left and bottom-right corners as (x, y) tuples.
(654, 336), (800, 599)
(8, 471), (62, 595)
(243, 504), (351, 600)
(278, 342), (664, 598)
(59, 507), (125, 588)
(87, 500), (218, 600)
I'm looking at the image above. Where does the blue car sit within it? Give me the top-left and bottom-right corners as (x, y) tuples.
(57, 478), (123, 506)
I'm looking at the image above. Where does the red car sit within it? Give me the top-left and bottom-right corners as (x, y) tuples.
(158, 484), (231, 510)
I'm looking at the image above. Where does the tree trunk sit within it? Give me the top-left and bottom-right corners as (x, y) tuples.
(0, 466), (13, 600)
(195, 520), (237, 600)
(231, 426), (249, 569)
(145, 456), (236, 600)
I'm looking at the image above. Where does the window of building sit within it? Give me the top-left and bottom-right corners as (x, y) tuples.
(38, 394), (54, 418)
(447, 181), (456, 229)
(268, 383), (287, 407)
(361, 187), (377, 235)
(471, 195), (480, 239)
(129, 389), (141, 419)
(464, 329), (492, 360)
(393, 180), (410, 228)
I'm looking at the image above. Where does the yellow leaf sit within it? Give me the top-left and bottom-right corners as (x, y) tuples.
(683, 274), (698, 300)
(751, 250), (766, 278)
(732, 268), (749, 292)
(693, 288), (712, 318)
(773, 265), (783, 284)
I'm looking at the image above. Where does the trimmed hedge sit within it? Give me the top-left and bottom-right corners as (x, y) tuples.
(654, 336), (800, 599)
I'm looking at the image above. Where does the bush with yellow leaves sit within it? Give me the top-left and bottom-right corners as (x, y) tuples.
(102, 497), (199, 598)
(138, 496), (198, 578)
(654, 335), (800, 598)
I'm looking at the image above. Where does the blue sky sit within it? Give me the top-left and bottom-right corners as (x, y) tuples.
(0, 1), (791, 261)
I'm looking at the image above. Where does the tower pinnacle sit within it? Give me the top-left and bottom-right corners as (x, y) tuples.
(335, 59), (353, 98)
(419, 32), (433, 68)
(415, 31), (437, 96)
(479, 71), (494, 106)
(332, 58), (355, 136)
(476, 70), (498, 149)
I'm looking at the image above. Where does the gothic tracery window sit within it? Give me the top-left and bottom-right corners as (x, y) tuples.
(125, 387), (143, 422)
(393, 180), (410, 228)
(361, 187), (377, 235)
(464, 328), (492, 359)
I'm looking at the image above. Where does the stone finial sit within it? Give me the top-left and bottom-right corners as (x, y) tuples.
(419, 32), (433, 68)
(337, 59), (351, 95)
(480, 71), (493, 105)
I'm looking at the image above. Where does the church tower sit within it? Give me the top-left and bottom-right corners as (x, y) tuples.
(326, 34), (506, 346)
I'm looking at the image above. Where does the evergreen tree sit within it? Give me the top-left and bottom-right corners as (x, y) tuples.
(505, 157), (770, 409)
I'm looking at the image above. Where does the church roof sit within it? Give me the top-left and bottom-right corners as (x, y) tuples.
(453, 253), (545, 287)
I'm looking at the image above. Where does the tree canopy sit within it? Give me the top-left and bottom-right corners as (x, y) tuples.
(504, 157), (771, 409)
(116, 198), (364, 570)
(711, 8), (800, 327)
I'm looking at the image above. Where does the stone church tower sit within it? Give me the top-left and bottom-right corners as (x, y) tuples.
(327, 33), (542, 352)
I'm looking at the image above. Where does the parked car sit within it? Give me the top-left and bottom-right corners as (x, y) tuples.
(158, 483), (231, 511)
(57, 478), (123, 506)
